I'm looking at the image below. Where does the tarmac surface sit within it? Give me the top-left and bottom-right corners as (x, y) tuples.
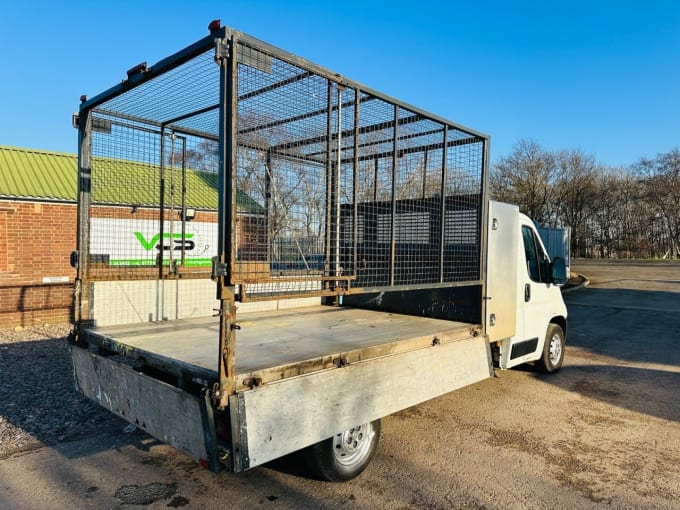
(0, 259), (678, 509)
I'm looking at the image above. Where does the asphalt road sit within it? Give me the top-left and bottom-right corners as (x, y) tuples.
(1, 260), (679, 509)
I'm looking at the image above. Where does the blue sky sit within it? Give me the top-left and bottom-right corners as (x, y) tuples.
(1, 1), (678, 167)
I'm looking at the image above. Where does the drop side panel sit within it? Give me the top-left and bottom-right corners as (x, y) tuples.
(229, 333), (492, 471)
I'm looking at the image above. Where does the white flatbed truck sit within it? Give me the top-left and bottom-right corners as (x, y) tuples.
(69, 21), (568, 481)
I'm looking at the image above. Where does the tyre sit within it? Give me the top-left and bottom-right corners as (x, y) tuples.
(303, 419), (381, 482)
(535, 323), (565, 373)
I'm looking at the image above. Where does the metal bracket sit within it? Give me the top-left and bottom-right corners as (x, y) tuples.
(211, 256), (228, 280)
(126, 62), (148, 79)
(210, 382), (222, 407)
(67, 329), (78, 345)
(242, 376), (262, 389)
(332, 356), (349, 368)
(214, 38), (230, 65)
(229, 393), (249, 472)
(199, 388), (223, 473)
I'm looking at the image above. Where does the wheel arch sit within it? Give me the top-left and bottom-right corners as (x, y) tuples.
(550, 315), (567, 338)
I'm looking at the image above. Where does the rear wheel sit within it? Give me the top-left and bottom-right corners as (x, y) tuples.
(303, 420), (381, 482)
(535, 324), (565, 373)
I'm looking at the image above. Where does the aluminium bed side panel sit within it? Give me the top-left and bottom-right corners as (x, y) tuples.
(229, 333), (493, 471)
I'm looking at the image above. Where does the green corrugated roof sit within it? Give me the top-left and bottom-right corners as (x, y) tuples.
(0, 146), (76, 201)
(0, 145), (264, 214)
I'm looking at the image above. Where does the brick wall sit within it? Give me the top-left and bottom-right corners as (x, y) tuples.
(0, 199), (266, 328)
(0, 201), (76, 328)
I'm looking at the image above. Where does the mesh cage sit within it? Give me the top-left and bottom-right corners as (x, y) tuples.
(78, 30), (486, 323)
(233, 38), (484, 300)
(83, 47), (221, 325)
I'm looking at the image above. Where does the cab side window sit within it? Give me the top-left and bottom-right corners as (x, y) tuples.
(522, 226), (549, 283)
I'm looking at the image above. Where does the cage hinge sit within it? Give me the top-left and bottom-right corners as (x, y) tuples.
(214, 38), (230, 65)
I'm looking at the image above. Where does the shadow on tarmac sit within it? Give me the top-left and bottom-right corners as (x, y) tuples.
(532, 364), (680, 423)
(564, 287), (680, 367)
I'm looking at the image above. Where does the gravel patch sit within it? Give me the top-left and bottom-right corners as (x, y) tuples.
(0, 324), (122, 458)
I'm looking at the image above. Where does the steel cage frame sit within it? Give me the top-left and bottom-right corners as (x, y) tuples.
(75, 23), (490, 405)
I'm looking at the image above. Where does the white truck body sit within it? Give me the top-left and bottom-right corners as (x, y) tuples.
(69, 23), (567, 479)
(71, 199), (567, 474)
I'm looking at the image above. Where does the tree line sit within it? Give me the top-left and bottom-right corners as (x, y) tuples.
(490, 140), (680, 259)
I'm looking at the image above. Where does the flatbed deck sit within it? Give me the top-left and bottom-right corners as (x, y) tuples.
(83, 305), (479, 390)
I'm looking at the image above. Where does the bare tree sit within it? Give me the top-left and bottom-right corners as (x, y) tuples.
(488, 140), (680, 260)
(490, 139), (556, 223)
(553, 149), (598, 253)
(590, 170), (623, 258)
(636, 149), (680, 258)
(613, 170), (647, 258)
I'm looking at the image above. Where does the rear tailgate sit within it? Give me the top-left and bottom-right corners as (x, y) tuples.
(70, 346), (219, 469)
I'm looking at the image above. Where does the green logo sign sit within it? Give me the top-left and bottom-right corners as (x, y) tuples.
(134, 232), (195, 251)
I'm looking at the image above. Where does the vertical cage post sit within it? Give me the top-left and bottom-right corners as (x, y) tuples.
(168, 132), (176, 273)
(439, 125), (449, 283)
(479, 137), (491, 286)
(389, 106), (399, 286)
(157, 128), (167, 322)
(324, 80), (334, 286)
(373, 157), (378, 202)
(159, 128), (166, 279)
(216, 34), (238, 408)
(422, 149), (429, 199)
(264, 151), (273, 266)
(74, 109), (92, 329)
(352, 88), (360, 278)
(333, 86), (343, 284)
(180, 135), (187, 265)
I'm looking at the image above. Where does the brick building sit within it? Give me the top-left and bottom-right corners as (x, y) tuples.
(0, 146), (265, 328)
(0, 147), (78, 327)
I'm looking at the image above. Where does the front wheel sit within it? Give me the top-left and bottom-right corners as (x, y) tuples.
(535, 324), (565, 373)
(303, 420), (381, 482)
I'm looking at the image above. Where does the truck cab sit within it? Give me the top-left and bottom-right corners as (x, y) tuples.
(486, 201), (568, 373)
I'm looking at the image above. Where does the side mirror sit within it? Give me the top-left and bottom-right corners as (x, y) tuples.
(551, 257), (568, 286)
